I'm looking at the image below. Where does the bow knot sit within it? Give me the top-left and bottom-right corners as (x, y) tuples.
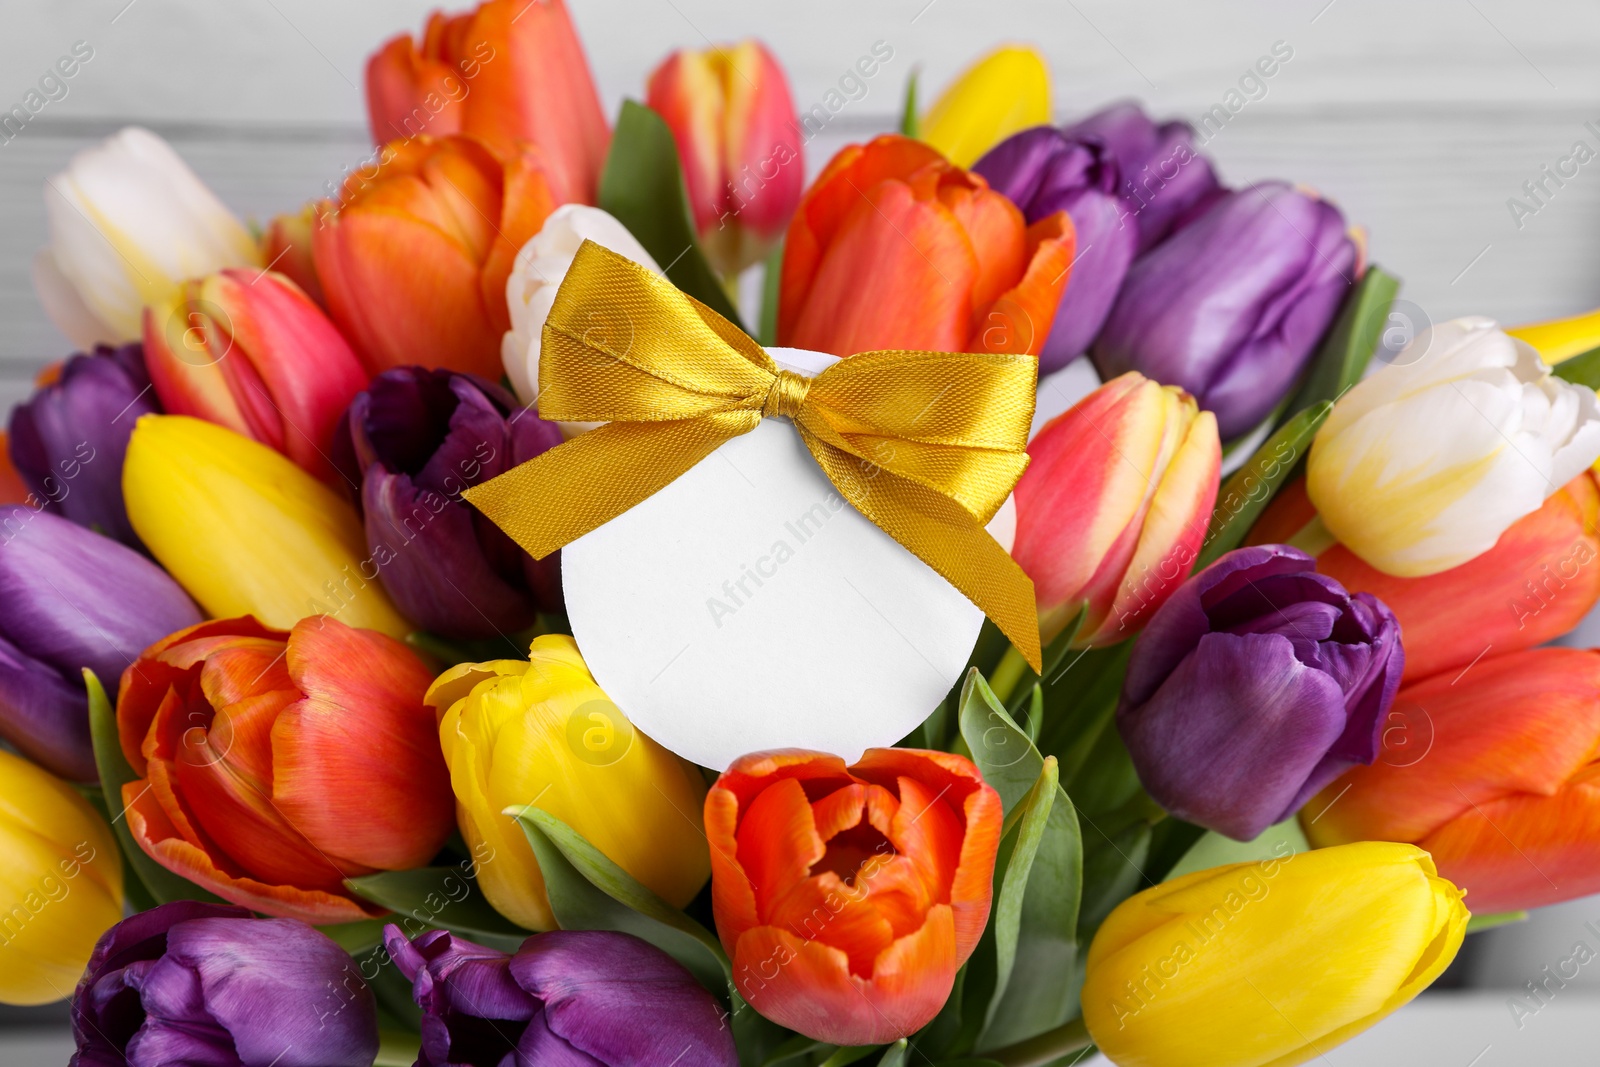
(464, 241), (1044, 670)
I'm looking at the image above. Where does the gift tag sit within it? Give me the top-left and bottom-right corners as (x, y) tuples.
(563, 348), (1013, 770)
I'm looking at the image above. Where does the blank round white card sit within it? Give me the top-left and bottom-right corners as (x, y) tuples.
(562, 347), (1011, 770)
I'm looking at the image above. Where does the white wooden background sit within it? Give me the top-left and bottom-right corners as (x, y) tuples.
(5, 0), (1600, 1057)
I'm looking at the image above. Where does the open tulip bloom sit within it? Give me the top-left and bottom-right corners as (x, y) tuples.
(6, 9), (1594, 1067)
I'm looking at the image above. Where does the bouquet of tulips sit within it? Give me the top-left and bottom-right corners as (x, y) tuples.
(6, 3), (1600, 1066)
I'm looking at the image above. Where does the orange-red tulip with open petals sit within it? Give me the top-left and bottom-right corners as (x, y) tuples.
(312, 135), (557, 380)
(117, 616), (455, 925)
(365, 0), (608, 204)
(706, 748), (1001, 1045)
(777, 134), (1075, 358)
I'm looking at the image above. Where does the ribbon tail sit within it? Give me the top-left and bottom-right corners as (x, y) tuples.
(808, 441), (1043, 672)
(465, 415), (753, 560)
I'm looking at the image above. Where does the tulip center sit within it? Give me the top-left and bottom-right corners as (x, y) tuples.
(813, 823), (896, 887)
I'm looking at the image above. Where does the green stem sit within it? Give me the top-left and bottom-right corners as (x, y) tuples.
(988, 644), (1030, 705)
(374, 1029), (422, 1067)
(720, 271), (743, 314)
(1285, 514), (1335, 556)
(988, 1016), (1093, 1067)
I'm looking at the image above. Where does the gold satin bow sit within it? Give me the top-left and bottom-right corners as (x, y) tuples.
(465, 241), (1043, 670)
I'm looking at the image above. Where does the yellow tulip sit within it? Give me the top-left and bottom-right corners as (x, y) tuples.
(427, 635), (711, 931)
(122, 414), (408, 636)
(0, 750), (124, 1005)
(1508, 305), (1600, 363)
(1082, 842), (1467, 1067)
(919, 45), (1051, 167)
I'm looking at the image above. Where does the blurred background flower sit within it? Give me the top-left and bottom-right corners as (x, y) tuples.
(918, 45), (1050, 167)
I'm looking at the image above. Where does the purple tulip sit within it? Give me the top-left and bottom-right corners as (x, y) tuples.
(1060, 101), (1223, 252)
(71, 901), (378, 1067)
(336, 367), (564, 639)
(1117, 545), (1403, 841)
(1092, 181), (1358, 439)
(384, 925), (738, 1067)
(0, 506), (200, 780)
(8, 343), (158, 547)
(973, 129), (1139, 373)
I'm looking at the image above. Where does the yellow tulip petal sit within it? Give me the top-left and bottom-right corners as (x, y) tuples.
(920, 45), (1051, 167)
(1508, 306), (1600, 363)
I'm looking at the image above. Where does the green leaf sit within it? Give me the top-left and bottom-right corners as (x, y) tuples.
(345, 867), (528, 953)
(1195, 401), (1331, 570)
(598, 100), (744, 327)
(758, 1034), (824, 1067)
(1467, 910), (1529, 933)
(877, 1039), (910, 1067)
(758, 239), (785, 347)
(1551, 343), (1600, 388)
(320, 919), (388, 956)
(957, 669), (1041, 814)
(1282, 264), (1401, 418)
(818, 1047), (879, 1067)
(85, 669), (225, 907)
(899, 67), (921, 137)
(508, 806), (729, 992)
(1076, 817), (1152, 944)
(1163, 817), (1309, 882)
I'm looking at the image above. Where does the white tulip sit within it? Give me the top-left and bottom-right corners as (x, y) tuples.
(1308, 316), (1600, 576)
(502, 204), (662, 432)
(33, 127), (261, 348)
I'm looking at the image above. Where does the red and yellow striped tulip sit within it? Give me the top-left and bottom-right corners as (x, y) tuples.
(312, 135), (557, 380)
(1304, 647), (1600, 913)
(365, 0), (609, 205)
(1013, 372), (1221, 646)
(777, 134), (1075, 358)
(142, 270), (367, 483)
(707, 748), (1001, 1045)
(1251, 473), (1600, 683)
(647, 40), (804, 276)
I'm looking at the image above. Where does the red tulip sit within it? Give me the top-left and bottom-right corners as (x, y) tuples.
(117, 616), (455, 924)
(1251, 473), (1600, 683)
(777, 134), (1075, 358)
(312, 135), (557, 379)
(647, 40), (804, 276)
(706, 748), (1001, 1045)
(1013, 372), (1221, 645)
(1305, 647), (1600, 913)
(142, 270), (367, 482)
(365, 0), (609, 205)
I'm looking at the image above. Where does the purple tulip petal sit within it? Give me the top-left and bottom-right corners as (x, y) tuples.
(0, 633), (96, 780)
(514, 1013), (607, 1067)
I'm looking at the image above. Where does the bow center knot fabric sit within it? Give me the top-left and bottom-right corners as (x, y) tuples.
(762, 369), (812, 421)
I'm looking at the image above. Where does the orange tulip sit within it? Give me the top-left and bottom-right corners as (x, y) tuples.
(647, 40), (804, 276)
(0, 432), (31, 504)
(261, 205), (325, 307)
(366, 0), (609, 205)
(117, 616), (455, 924)
(312, 135), (557, 379)
(707, 748), (1001, 1045)
(1305, 647), (1600, 913)
(1251, 473), (1600, 683)
(777, 134), (1075, 358)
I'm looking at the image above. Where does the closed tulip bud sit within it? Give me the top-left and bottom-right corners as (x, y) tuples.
(385, 926), (737, 1067)
(1308, 317), (1600, 577)
(143, 270), (368, 482)
(1083, 842), (1468, 1066)
(427, 636), (710, 931)
(1012, 373), (1220, 647)
(919, 46), (1051, 168)
(1059, 102), (1222, 253)
(123, 415), (409, 636)
(33, 127), (260, 348)
(501, 204), (663, 415)
(1118, 545), (1403, 840)
(7, 342), (157, 546)
(260, 205), (326, 307)
(1306, 648), (1600, 913)
(778, 134), (1075, 358)
(0, 506), (200, 781)
(337, 367), (563, 638)
(0, 749), (123, 1005)
(1253, 473), (1600, 683)
(974, 128), (1139, 372)
(117, 616), (454, 923)
(72, 902), (378, 1067)
(707, 748), (1001, 1045)
(366, 0), (609, 205)
(1094, 182), (1358, 439)
(313, 135), (558, 380)
(647, 40), (804, 277)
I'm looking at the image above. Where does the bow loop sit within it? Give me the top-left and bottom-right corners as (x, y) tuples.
(466, 241), (1043, 670)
